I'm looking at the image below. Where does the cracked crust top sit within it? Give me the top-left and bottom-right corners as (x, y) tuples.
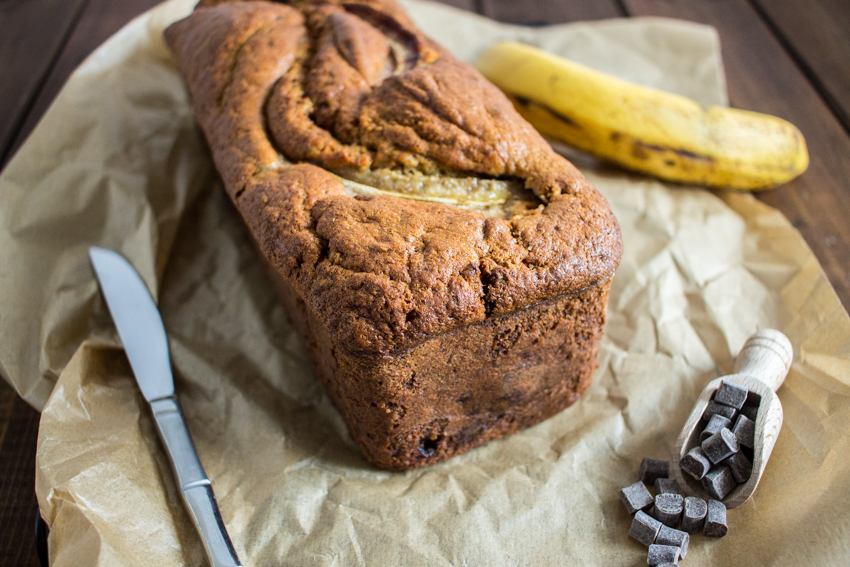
(165, 0), (623, 358)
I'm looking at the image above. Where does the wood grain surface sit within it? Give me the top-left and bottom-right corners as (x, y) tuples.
(481, 0), (623, 24)
(751, 0), (850, 134)
(6, 0), (166, 163)
(0, 0), (848, 564)
(0, 0), (89, 164)
(0, 381), (40, 567)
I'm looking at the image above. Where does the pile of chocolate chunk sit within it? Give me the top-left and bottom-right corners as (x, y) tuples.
(680, 380), (757, 498)
(618, 381), (761, 565)
(620, 458), (726, 566)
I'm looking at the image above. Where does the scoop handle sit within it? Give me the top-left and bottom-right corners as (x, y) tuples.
(732, 329), (793, 392)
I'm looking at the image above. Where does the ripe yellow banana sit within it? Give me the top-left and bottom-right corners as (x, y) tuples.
(475, 41), (808, 190)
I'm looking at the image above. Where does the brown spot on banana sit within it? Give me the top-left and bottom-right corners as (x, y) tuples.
(512, 94), (582, 130)
(631, 141), (715, 163)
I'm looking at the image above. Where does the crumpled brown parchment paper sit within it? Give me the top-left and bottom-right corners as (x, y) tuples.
(1, 0), (849, 565)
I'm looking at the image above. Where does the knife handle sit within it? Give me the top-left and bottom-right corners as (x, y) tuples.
(150, 396), (242, 567)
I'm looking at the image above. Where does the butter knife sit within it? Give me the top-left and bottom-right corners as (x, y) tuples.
(89, 247), (242, 567)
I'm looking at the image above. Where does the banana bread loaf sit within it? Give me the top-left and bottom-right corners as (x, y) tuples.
(165, 0), (622, 470)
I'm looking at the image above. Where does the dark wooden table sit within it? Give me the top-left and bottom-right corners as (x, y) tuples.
(1, 0), (848, 563)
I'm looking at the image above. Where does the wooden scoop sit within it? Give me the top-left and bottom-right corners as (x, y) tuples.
(673, 329), (793, 508)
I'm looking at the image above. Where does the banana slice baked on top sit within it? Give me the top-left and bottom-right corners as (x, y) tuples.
(165, 0), (622, 470)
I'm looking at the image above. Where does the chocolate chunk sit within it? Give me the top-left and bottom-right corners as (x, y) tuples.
(732, 414), (755, 449)
(655, 478), (681, 495)
(740, 403), (759, 422)
(647, 544), (680, 566)
(727, 451), (753, 483)
(620, 481), (654, 515)
(700, 414), (732, 442)
(702, 428), (740, 464)
(682, 496), (707, 534)
(715, 380), (748, 409)
(704, 400), (737, 421)
(680, 447), (711, 480)
(652, 493), (684, 528)
(656, 525), (689, 559)
(702, 465), (737, 500)
(630, 510), (662, 547)
(704, 499), (728, 537)
(639, 458), (670, 485)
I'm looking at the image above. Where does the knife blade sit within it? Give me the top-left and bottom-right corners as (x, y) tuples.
(89, 247), (242, 567)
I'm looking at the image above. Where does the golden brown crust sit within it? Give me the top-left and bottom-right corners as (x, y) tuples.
(263, 257), (611, 470)
(165, 0), (622, 360)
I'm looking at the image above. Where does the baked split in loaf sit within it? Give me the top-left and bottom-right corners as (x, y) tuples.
(166, 0), (622, 470)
